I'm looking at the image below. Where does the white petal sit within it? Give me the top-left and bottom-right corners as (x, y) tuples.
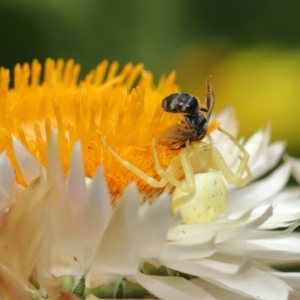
(244, 128), (266, 165)
(90, 183), (139, 275)
(0, 152), (15, 207)
(159, 256), (251, 280)
(212, 108), (238, 139)
(168, 210), (183, 231)
(273, 271), (300, 290)
(79, 166), (112, 248)
(217, 236), (300, 262)
(12, 135), (42, 184)
(215, 205), (273, 243)
(211, 108), (239, 161)
(168, 207), (253, 241)
(204, 267), (291, 300)
(245, 124), (271, 161)
(272, 186), (300, 200)
(138, 192), (170, 258)
(133, 272), (215, 300)
(192, 278), (249, 300)
(244, 222), (300, 240)
(44, 135), (79, 256)
(253, 233), (300, 255)
(66, 141), (88, 214)
(229, 163), (291, 205)
(285, 155), (300, 184)
(260, 220), (300, 230)
(256, 187), (300, 220)
(162, 235), (216, 259)
(0, 263), (31, 300)
(250, 142), (286, 179)
(46, 130), (65, 195)
(169, 204), (273, 245)
(43, 132), (84, 266)
(265, 193), (300, 225)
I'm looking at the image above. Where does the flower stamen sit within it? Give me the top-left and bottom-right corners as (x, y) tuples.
(0, 59), (186, 200)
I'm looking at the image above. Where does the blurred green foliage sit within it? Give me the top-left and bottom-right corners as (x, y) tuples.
(1, 0), (300, 155)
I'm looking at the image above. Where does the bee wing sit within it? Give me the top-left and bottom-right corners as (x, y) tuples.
(158, 124), (197, 147)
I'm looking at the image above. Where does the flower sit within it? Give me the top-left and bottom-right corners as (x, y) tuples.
(0, 59), (300, 299)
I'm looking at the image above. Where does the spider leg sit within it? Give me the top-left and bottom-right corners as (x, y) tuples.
(152, 136), (196, 193)
(99, 135), (167, 188)
(212, 128), (252, 186)
(218, 127), (252, 185)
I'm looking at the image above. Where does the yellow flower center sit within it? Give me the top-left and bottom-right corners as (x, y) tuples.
(0, 59), (189, 202)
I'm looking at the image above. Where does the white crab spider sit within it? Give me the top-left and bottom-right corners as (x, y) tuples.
(99, 127), (252, 194)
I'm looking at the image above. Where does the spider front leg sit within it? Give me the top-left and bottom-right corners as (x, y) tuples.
(99, 135), (168, 188)
(210, 128), (252, 186)
(151, 136), (196, 193)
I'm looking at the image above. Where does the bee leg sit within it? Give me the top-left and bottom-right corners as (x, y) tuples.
(170, 142), (185, 150)
(212, 128), (252, 186)
(152, 136), (195, 193)
(99, 135), (168, 188)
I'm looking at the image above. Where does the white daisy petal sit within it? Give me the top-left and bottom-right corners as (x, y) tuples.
(46, 130), (65, 194)
(0, 263), (31, 300)
(138, 192), (170, 259)
(168, 210), (183, 231)
(215, 205), (273, 243)
(12, 135), (42, 185)
(244, 128), (266, 165)
(191, 278), (249, 300)
(159, 256), (251, 279)
(45, 131), (74, 228)
(267, 204), (300, 225)
(168, 206), (254, 241)
(285, 155), (300, 184)
(253, 233), (300, 254)
(244, 222), (300, 240)
(217, 235), (300, 262)
(273, 271), (300, 290)
(78, 166), (112, 248)
(250, 141), (286, 179)
(212, 108), (238, 140)
(260, 220), (300, 230)
(229, 163), (291, 204)
(273, 186), (300, 200)
(133, 272), (215, 300)
(212, 108), (240, 161)
(0, 152), (15, 207)
(66, 141), (88, 214)
(90, 183), (139, 275)
(204, 267), (291, 300)
(162, 234), (216, 259)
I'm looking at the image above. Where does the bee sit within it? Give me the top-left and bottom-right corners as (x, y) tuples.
(158, 77), (214, 150)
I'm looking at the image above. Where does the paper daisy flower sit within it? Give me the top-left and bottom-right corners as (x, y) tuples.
(0, 59), (299, 300)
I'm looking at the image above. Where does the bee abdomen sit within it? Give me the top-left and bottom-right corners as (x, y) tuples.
(162, 93), (199, 115)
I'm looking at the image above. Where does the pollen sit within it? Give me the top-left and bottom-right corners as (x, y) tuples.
(0, 59), (192, 202)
